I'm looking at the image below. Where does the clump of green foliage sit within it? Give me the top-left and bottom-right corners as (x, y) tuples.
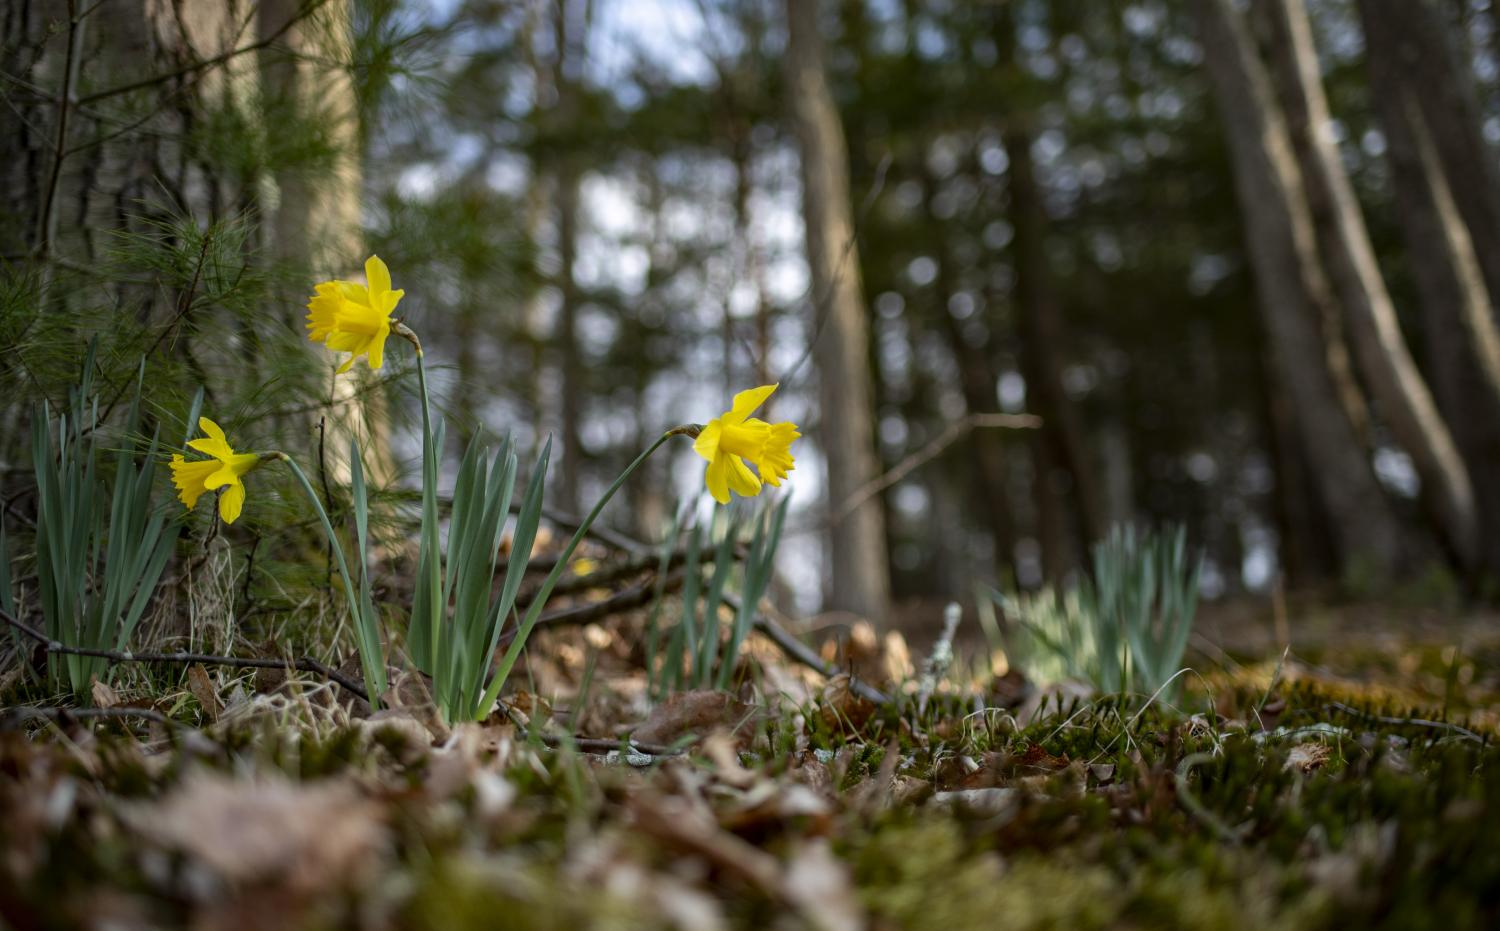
(994, 524), (1202, 698)
(645, 496), (789, 699)
(25, 351), (182, 696)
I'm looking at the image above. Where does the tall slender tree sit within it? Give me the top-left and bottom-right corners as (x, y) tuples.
(1192, 0), (1406, 577)
(785, 0), (892, 621)
(1359, 0), (1500, 579)
(1252, 0), (1478, 570)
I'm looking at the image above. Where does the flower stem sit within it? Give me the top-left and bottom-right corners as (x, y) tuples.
(475, 429), (683, 718)
(272, 452), (384, 708)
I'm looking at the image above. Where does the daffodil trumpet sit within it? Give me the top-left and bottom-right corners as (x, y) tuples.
(691, 383), (800, 505)
(168, 418), (268, 525)
(305, 255), (406, 374)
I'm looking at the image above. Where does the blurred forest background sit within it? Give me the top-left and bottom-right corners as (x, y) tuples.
(4, 0), (1500, 631)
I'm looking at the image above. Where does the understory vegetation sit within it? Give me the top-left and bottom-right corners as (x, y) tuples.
(7, 0), (1500, 926)
(3, 605), (1497, 929)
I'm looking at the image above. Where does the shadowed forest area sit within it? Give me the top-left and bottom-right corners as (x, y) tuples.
(4, 0), (1500, 927)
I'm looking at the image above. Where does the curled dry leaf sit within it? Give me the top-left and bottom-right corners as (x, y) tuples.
(89, 676), (120, 710)
(819, 674), (876, 733)
(186, 664), (222, 722)
(702, 730), (758, 788)
(122, 769), (386, 892)
(632, 689), (757, 747)
(1285, 742), (1333, 773)
(362, 707), (435, 765)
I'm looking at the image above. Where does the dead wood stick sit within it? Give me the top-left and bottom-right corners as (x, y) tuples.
(0, 604), (369, 701)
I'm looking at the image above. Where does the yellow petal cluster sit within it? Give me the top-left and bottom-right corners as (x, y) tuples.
(305, 255), (405, 373)
(169, 417), (260, 524)
(692, 384), (800, 505)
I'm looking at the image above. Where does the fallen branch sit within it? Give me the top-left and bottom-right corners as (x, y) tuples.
(500, 570), (689, 648)
(0, 604), (369, 702)
(1, 704), (180, 730)
(1324, 701), (1484, 744)
(722, 591), (892, 706)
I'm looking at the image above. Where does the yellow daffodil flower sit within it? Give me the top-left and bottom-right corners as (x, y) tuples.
(305, 255), (405, 373)
(170, 417), (261, 524)
(692, 383), (800, 505)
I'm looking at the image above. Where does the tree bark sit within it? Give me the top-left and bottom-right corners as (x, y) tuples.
(1363, 0), (1500, 312)
(1005, 122), (1107, 570)
(919, 165), (1015, 579)
(784, 0), (892, 622)
(257, 0), (388, 486)
(1192, 0), (1407, 577)
(1254, 0), (1479, 570)
(1360, 0), (1500, 579)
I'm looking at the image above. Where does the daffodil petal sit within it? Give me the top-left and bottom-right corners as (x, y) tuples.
(726, 454), (762, 497)
(365, 255), (391, 295)
(218, 481), (246, 525)
(367, 325), (389, 370)
(383, 288), (405, 316)
(706, 453), (733, 505)
(693, 420), (723, 462)
(203, 465), (239, 490)
(727, 384), (778, 424)
(170, 455), (218, 509)
(187, 436), (233, 459)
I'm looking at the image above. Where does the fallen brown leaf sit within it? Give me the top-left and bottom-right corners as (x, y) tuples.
(186, 664), (221, 722)
(123, 769), (386, 892)
(90, 676), (120, 709)
(632, 690), (757, 747)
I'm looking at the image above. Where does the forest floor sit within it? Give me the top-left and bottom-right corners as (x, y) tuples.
(3, 588), (1498, 930)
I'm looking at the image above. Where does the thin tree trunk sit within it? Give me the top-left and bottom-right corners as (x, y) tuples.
(1360, 0), (1500, 578)
(1192, 0), (1406, 576)
(1005, 123), (1107, 560)
(556, 164), (583, 512)
(919, 165), (1015, 579)
(1363, 0), (1500, 312)
(551, 1), (590, 512)
(991, 6), (1106, 570)
(258, 0), (388, 485)
(1254, 0), (1479, 570)
(785, 0), (892, 622)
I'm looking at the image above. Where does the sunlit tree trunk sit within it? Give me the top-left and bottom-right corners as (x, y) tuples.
(1360, 0), (1500, 579)
(1254, 0), (1479, 571)
(1361, 0), (1500, 312)
(257, 0), (390, 485)
(1192, 0), (1407, 577)
(785, 0), (892, 622)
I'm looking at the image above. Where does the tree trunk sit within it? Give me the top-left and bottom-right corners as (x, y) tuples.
(919, 165), (1015, 579)
(784, 0), (892, 622)
(1192, 0), (1406, 577)
(556, 164), (584, 512)
(257, 0), (388, 486)
(1363, 0), (1500, 312)
(1254, 0), (1479, 570)
(1005, 123), (1107, 565)
(1360, 0), (1500, 578)
(550, 1), (590, 512)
